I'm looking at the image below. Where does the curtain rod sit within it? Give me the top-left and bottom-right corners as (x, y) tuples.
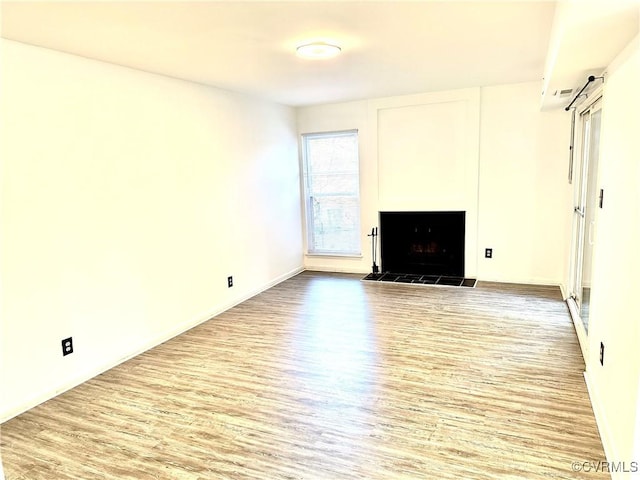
(565, 75), (604, 111)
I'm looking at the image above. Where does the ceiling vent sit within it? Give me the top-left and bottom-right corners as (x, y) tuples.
(554, 88), (574, 97)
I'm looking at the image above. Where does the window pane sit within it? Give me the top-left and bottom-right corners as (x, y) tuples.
(311, 196), (360, 253)
(303, 131), (360, 255)
(306, 135), (359, 175)
(307, 173), (359, 195)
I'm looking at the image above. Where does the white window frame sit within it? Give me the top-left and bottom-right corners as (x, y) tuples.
(301, 130), (361, 256)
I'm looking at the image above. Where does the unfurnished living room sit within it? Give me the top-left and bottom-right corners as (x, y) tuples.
(1, 1), (639, 479)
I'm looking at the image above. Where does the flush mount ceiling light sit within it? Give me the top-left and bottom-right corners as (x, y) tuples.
(296, 42), (342, 59)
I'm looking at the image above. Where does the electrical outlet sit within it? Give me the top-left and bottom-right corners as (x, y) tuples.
(62, 337), (73, 356)
(600, 342), (604, 366)
(485, 248), (493, 259)
(227, 276), (233, 288)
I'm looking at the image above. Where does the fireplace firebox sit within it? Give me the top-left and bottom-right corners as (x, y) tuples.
(380, 211), (465, 277)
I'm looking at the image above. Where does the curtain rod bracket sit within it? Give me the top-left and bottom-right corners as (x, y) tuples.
(565, 76), (604, 111)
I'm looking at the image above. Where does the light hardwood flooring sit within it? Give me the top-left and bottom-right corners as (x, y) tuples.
(1, 272), (607, 479)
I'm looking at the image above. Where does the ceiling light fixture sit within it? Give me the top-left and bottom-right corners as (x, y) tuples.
(296, 42), (341, 59)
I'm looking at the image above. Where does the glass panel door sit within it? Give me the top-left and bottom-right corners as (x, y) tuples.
(569, 97), (602, 340)
(579, 107), (602, 330)
(570, 111), (589, 314)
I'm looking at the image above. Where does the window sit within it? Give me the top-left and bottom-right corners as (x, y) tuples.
(301, 130), (361, 255)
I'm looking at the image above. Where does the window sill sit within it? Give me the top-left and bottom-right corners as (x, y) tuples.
(305, 253), (363, 259)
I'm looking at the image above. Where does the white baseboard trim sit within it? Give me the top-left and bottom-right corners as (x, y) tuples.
(477, 277), (563, 288)
(585, 371), (618, 480)
(304, 265), (370, 274)
(0, 266), (304, 424)
(567, 298), (589, 363)
(559, 283), (569, 301)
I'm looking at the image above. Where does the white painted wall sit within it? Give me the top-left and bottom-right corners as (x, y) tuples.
(478, 82), (571, 285)
(581, 34), (640, 476)
(0, 40), (303, 422)
(297, 82), (569, 284)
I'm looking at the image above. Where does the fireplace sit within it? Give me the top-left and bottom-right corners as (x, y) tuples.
(380, 211), (465, 277)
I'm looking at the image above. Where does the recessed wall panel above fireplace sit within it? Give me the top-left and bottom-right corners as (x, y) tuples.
(380, 211), (465, 277)
(371, 89), (479, 279)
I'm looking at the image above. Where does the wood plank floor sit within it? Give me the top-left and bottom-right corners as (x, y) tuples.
(1, 272), (608, 479)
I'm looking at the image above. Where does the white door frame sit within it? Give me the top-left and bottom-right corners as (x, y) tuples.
(567, 92), (603, 362)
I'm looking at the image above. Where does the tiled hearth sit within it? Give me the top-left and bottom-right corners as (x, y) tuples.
(363, 272), (476, 287)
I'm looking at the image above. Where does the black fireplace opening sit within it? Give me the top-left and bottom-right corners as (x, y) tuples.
(380, 211), (465, 277)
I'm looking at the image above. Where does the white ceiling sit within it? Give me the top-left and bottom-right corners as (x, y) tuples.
(1, 1), (557, 106)
(541, 0), (639, 110)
